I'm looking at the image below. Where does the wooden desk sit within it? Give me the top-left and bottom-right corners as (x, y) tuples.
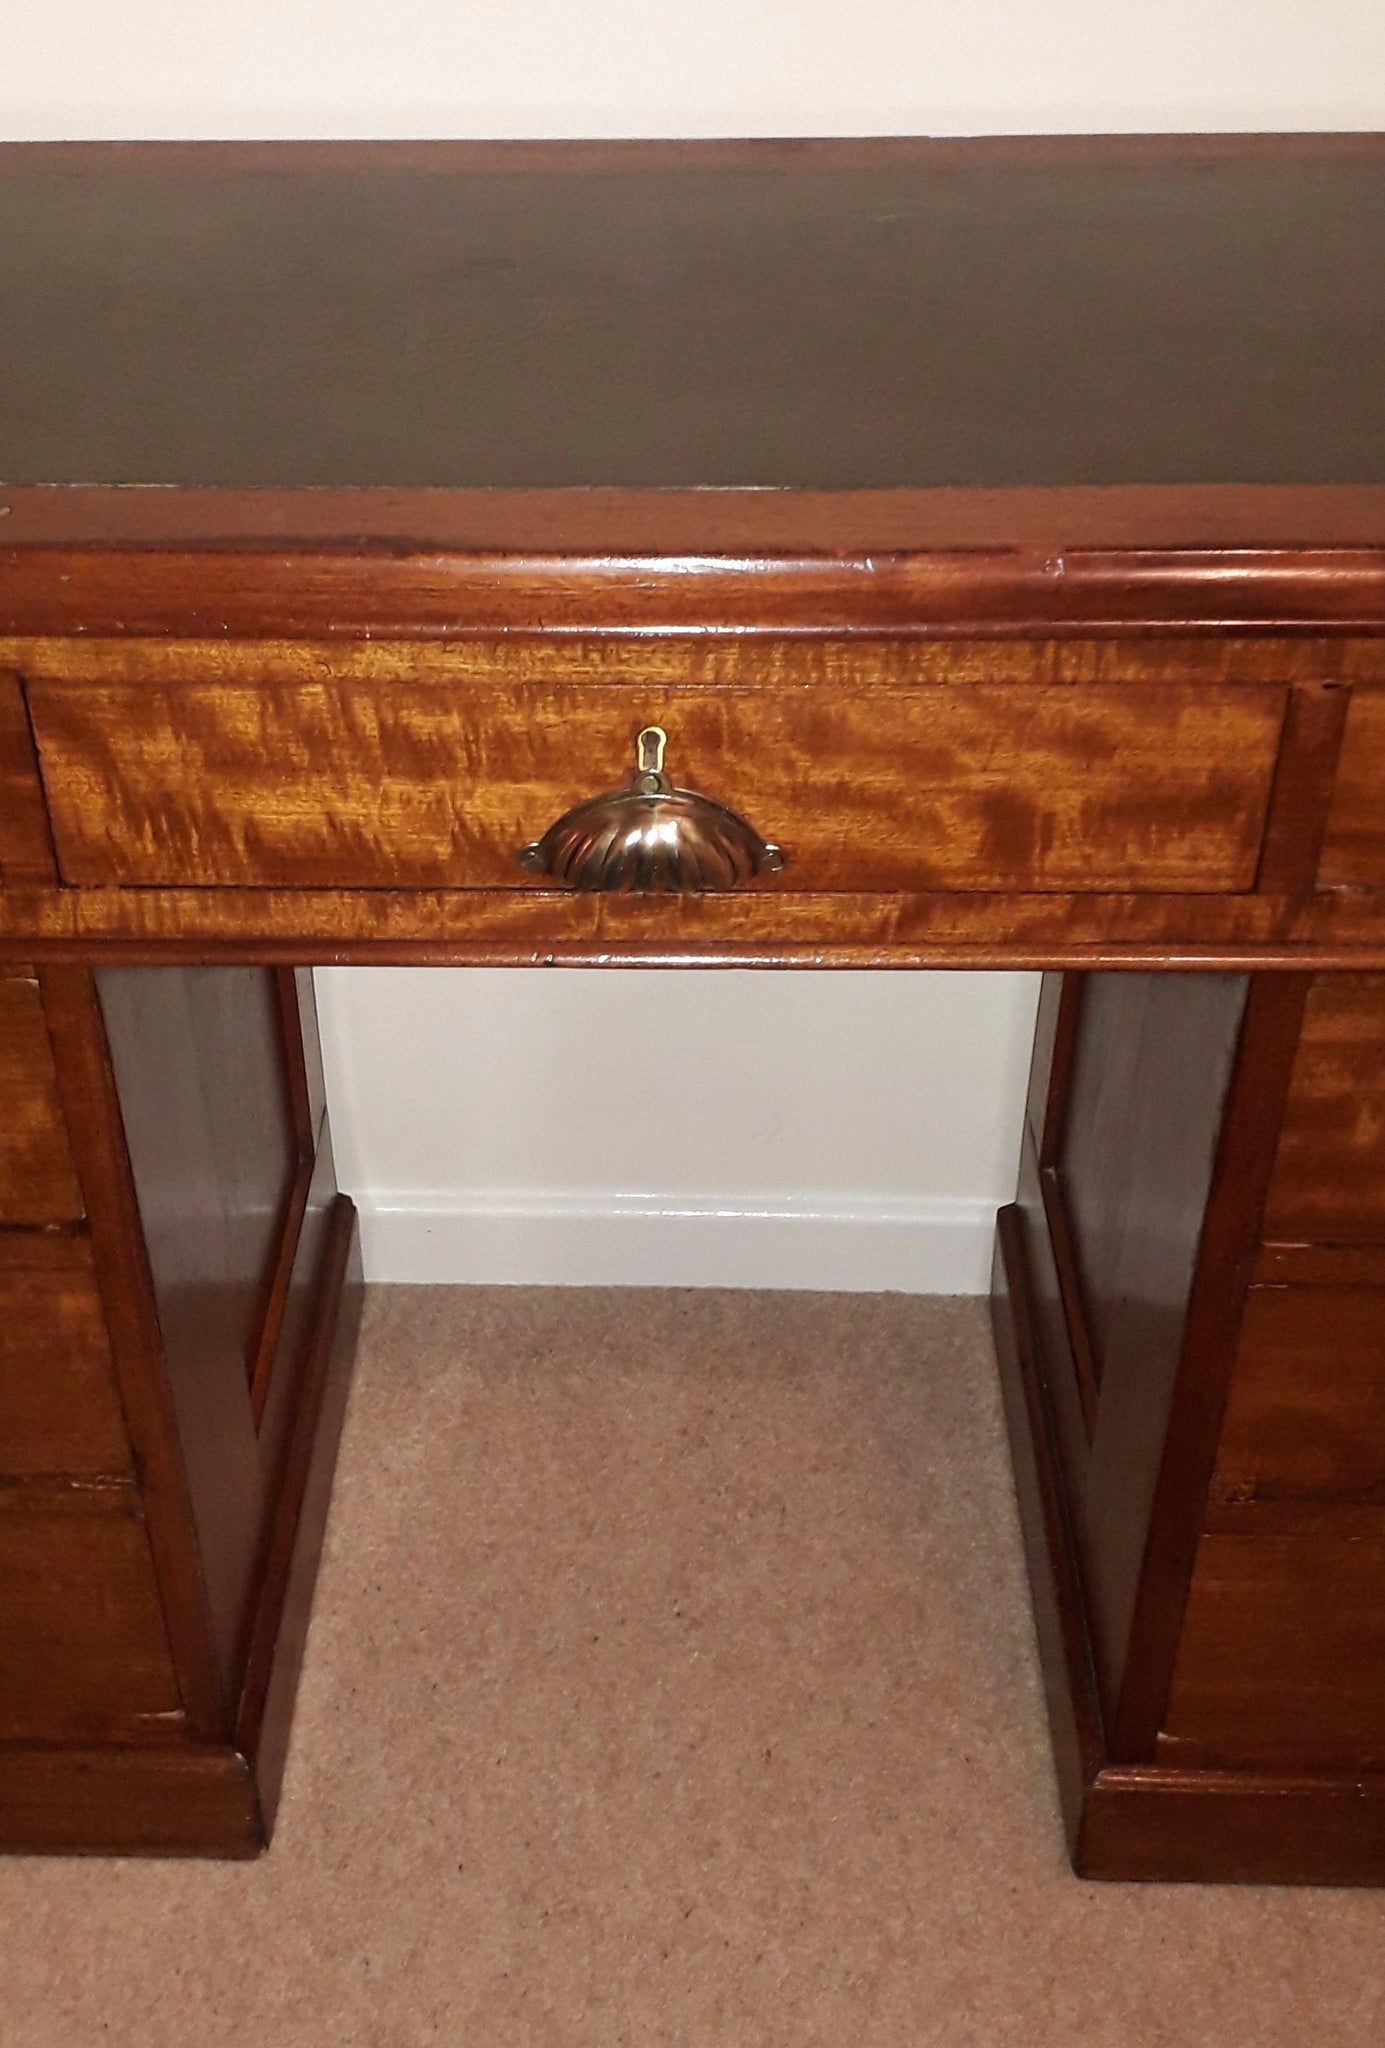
(2, 138), (1385, 1882)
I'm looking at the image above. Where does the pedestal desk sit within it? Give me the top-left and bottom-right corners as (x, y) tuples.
(2, 138), (1385, 1883)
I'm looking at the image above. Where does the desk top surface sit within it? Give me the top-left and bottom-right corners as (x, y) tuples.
(3, 137), (1385, 498)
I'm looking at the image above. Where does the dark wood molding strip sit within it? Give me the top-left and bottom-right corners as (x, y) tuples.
(235, 1196), (362, 1836)
(4, 884), (1385, 970)
(0, 1743), (262, 1858)
(245, 971), (320, 1427)
(990, 1206), (1112, 1856)
(3, 540), (1385, 639)
(1078, 1764), (1385, 1887)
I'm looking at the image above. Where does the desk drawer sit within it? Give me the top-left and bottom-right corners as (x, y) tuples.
(1261, 976), (1385, 1247)
(0, 1248), (134, 1478)
(1163, 1530), (1385, 1770)
(0, 1494), (182, 1742)
(1212, 1284), (1385, 1506)
(0, 975), (84, 1224)
(27, 661), (1286, 896)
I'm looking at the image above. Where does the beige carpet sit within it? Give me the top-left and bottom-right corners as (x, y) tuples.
(2, 1288), (1384, 2045)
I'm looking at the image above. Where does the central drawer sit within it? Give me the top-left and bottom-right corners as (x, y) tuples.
(25, 645), (1287, 896)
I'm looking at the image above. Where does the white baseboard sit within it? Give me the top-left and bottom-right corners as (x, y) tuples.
(353, 1190), (1000, 1293)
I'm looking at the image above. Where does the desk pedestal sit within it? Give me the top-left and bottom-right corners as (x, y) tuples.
(994, 970), (1385, 1883)
(0, 964), (361, 1855)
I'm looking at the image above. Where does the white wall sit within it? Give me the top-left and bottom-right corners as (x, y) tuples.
(8, 3), (1383, 1288)
(5, 3), (1384, 136)
(316, 969), (1040, 1290)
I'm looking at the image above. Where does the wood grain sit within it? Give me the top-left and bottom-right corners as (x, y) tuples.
(0, 674), (56, 885)
(10, 879), (1385, 970)
(993, 1199), (1385, 1884)
(1163, 1529), (1385, 1768)
(15, 630), (1356, 690)
(37, 965), (229, 1736)
(5, 545), (1385, 640)
(27, 675), (1286, 896)
(1107, 974), (1313, 1757)
(0, 974), (84, 1222)
(1213, 1285), (1385, 1504)
(989, 1207), (1107, 1866)
(0, 1745), (263, 1858)
(0, 1258), (134, 1477)
(1320, 689), (1385, 890)
(1254, 680), (1353, 897)
(0, 1489), (183, 1742)
(0, 967), (358, 1854)
(1261, 974), (1385, 1245)
(236, 1193), (362, 1834)
(1254, 1242), (1385, 1287)
(95, 967), (311, 1699)
(1078, 1764), (1385, 1887)
(1013, 972), (1255, 1743)
(1, 133), (1384, 1870)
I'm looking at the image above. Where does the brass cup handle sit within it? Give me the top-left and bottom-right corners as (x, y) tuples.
(516, 727), (786, 894)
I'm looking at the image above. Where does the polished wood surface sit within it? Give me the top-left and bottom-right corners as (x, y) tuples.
(0, 1254), (133, 1477)
(4, 528), (1385, 647)
(992, 1208), (1385, 1884)
(0, 961), (359, 1855)
(995, 967), (1385, 1880)
(0, 678), (57, 886)
(0, 974), (83, 1221)
(1009, 972), (1256, 1745)
(1320, 691), (1385, 888)
(1164, 1532), (1385, 1767)
(1261, 975), (1385, 1243)
(1149, 972), (1385, 1786)
(1213, 1285), (1385, 1505)
(96, 968), (307, 1692)
(28, 670), (1284, 897)
(0, 1494), (182, 1743)
(7, 629), (1375, 971)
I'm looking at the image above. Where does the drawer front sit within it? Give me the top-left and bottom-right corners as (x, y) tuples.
(1320, 688), (1385, 891)
(1261, 975), (1385, 1246)
(1213, 1284), (1385, 1506)
(0, 1496), (182, 1741)
(1164, 1531), (1385, 1769)
(0, 976), (84, 1225)
(27, 671), (1286, 896)
(0, 1253), (134, 1478)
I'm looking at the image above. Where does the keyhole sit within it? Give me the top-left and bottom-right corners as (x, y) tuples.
(636, 726), (667, 775)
